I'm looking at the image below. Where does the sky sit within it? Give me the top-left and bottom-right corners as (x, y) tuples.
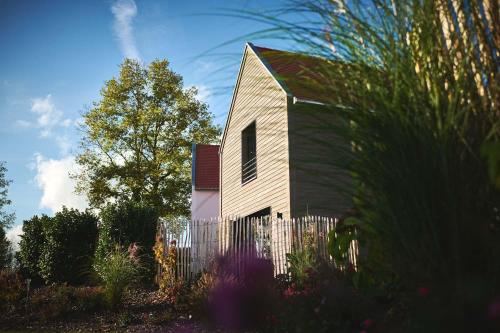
(0, 0), (293, 248)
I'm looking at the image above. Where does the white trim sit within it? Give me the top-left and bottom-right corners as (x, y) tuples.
(292, 97), (327, 106)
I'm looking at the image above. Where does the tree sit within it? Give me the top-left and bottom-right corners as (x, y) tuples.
(17, 215), (48, 282)
(74, 59), (220, 217)
(0, 161), (15, 268)
(0, 162), (15, 230)
(0, 227), (12, 269)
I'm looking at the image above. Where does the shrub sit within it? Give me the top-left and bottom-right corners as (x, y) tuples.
(39, 207), (98, 284)
(154, 236), (178, 300)
(0, 269), (25, 313)
(17, 215), (49, 283)
(18, 209), (98, 285)
(286, 231), (317, 288)
(246, 0), (499, 329)
(96, 201), (158, 280)
(206, 254), (276, 331)
(187, 271), (216, 316)
(271, 263), (377, 333)
(94, 245), (140, 309)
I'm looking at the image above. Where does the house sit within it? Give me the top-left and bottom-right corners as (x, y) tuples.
(182, 45), (353, 276)
(220, 43), (352, 220)
(191, 144), (219, 220)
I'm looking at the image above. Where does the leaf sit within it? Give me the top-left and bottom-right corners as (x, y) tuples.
(481, 141), (500, 190)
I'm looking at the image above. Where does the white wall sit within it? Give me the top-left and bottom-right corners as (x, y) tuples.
(191, 187), (219, 220)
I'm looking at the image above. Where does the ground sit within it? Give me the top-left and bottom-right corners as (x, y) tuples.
(0, 288), (216, 333)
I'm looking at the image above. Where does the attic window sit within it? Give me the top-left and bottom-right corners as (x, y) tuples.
(242, 121), (256, 184)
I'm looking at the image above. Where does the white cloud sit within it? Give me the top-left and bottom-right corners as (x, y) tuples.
(31, 94), (62, 137)
(16, 94), (75, 156)
(6, 224), (23, 252)
(111, 0), (140, 60)
(34, 154), (88, 214)
(17, 94), (72, 139)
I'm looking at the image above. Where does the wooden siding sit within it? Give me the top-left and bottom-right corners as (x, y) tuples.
(221, 47), (290, 219)
(288, 102), (353, 217)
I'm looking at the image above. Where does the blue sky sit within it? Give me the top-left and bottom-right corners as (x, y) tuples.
(0, 0), (292, 245)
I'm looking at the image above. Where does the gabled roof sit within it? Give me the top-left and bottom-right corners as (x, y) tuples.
(220, 43), (337, 152)
(192, 144), (219, 190)
(249, 43), (334, 105)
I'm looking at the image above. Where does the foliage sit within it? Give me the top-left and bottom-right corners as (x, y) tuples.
(206, 254), (276, 331)
(96, 201), (158, 280)
(153, 236), (178, 299)
(0, 227), (13, 269)
(286, 231), (317, 288)
(0, 161), (15, 229)
(94, 245), (141, 309)
(270, 263), (378, 333)
(0, 269), (25, 313)
(18, 209), (98, 285)
(237, 0), (499, 328)
(482, 141), (500, 190)
(38, 207), (98, 284)
(17, 214), (49, 283)
(29, 284), (105, 322)
(74, 58), (220, 217)
(187, 271), (216, 315)
(0, 161), (15, 269)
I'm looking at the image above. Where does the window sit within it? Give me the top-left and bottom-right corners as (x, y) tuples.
(242, 121), (256, 184)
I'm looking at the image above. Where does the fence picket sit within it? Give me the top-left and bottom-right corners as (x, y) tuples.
(158, 215), (356, 281)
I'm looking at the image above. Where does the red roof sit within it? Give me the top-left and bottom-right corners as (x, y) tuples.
(252, 45), (336, 104)
(193, 144), (219, 190)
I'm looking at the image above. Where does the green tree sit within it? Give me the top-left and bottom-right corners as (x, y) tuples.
(0, 227), (12, 269)
(74, 59), (220, 217)
(18, 215), (49, 282)
(0, 161), (15, 268)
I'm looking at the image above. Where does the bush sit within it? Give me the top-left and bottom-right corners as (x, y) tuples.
(94, 245), (140, 309)
(0, 269), (25, 313)
(96, 201), (158, 281)
(39, 208), (98, 285)
(272, 263), (377, 333)
(18, 208), (98, 285)
(251, 0), (499, 329)
(286, 231), (317, 289)
(205, 254), (276, 331)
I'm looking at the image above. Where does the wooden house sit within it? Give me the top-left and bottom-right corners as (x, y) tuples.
(220, 43), (351, 220)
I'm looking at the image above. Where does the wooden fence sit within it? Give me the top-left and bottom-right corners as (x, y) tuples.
(157, 216), (358, 281)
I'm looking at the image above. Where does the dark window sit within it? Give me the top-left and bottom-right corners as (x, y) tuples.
(242, 122), (257, 184)
(232, 207), (271, 252)
(245, 207), (271, 219)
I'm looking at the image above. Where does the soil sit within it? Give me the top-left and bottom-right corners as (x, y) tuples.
(0, 288), (216, 333)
